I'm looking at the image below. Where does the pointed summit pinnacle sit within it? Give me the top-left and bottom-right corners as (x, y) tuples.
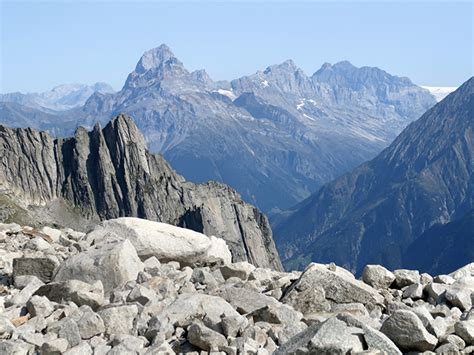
(135, 44), (179, 74)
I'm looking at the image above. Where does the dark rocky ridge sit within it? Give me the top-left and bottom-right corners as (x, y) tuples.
(403, 210), (474, 275)
(274, 77), (474, 274)
(0, 114), (282, 271)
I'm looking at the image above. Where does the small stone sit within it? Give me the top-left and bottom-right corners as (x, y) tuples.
(309, 317), (364, 353)
(64, 342), (93, 355)
(187, 321), (228, 351)
(441, 334), (465, 350)
(13, 275), (39, 289)
(393, 269), (420, 288)
(362, 265), (396, 289)
(433, 275), (455, 284)
(249, 304), (303, 326)
(427, 316), (448, 338)
(283, 286), (331, 315)
(402, 283), (424, 300)
(143, 256), (161, 275)
(0, 340), (34, 354)
(191, 268), (218, 288)
(77, 310), (105, 339)
(98, 304), (138, 336)
(425, 282), (448, 303)
(435, 342), (458, 354)
(221, 315), (248, 338)
(25, 237), (51, 251)
(220, 262), (255, 280)
(445, 277), (474, 311)
(420, 273), (433, 285)
(0, 317), (15, 338)
(19, 331), (45, 347)
(41, 338), (69, 355)
(380, 309), (438, 352)
(8, 276), (44, 306)
(283, 263), (384, 306)
(27, 295), (55, 318)
(126, 284), (157, 305)
(47, 318), (82, 348)
(455, 320), (474, 345)
(11, 315), (29, 327)
(13, 257), (59, 283)
(41, 226), (62, 242)
(35, 279), (104, 310)
(54, 240), (143, 294)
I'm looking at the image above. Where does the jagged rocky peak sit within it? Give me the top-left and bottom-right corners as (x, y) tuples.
(0, 114), (283, 270)
(312, 60), (413, 88)
(264, 59), (301, 74)
(134, 44), (182, 73)
(232, 58), (311, 95)
(124, 44), (189, 88)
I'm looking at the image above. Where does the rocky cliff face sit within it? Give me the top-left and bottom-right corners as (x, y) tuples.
(0, 45), (436, 212)
(0, 115), (282, 271)
(274, 77), (474, 274)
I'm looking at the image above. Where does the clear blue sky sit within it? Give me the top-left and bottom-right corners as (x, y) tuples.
(1, 0), (472, 93)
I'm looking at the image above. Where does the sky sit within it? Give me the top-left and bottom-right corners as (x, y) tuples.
(1, 0), (472, 93)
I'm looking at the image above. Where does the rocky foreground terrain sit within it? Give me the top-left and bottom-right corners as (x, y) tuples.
(0, 218), (473, 354)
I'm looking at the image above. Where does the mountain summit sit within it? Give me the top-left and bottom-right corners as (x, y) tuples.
(0, 45), (437, 211)
(274, 77), (474, 274)
(134, 44), (179, 73)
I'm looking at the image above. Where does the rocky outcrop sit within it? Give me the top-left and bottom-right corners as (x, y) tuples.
(0, 116), (282, 270)
(1, 221), (473, 354)
(274, 77), (474, 274)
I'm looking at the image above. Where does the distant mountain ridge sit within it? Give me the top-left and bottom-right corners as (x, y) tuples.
(422, 86), (457, 102)
(0, 82), (115, 112)
(274, 77), (474, 274)
(0, 44), (436, 211)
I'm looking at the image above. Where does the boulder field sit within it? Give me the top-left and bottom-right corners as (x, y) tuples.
(0, 218), (473, 354)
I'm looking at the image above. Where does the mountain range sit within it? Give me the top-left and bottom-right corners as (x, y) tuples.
(273, 77), (474, 275)
(0, 115), (282, 271)
(0, 44), (436, 212)
(0, 82), (115, 112)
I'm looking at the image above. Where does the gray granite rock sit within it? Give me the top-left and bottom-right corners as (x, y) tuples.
(380, 310), (438, 351)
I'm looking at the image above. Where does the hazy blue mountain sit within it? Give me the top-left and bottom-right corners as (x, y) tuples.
(273, 77), (474, 274)
(0, 82), (115, 112)
(0, 45), (436, 212)
(402, 210), (474, 275)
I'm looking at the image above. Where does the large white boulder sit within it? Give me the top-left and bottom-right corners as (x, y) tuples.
(84, 218), (232, 266)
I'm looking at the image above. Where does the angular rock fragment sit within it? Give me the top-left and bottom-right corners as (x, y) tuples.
(362, 264), (396, 289)
(54, 240), (142, 293)
(380, 309), (438, 351)
(283, 263), (384, 306)
(13, 257), (59, 283)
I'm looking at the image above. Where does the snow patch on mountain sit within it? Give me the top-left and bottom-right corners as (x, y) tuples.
(422, 86), (457, 102)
